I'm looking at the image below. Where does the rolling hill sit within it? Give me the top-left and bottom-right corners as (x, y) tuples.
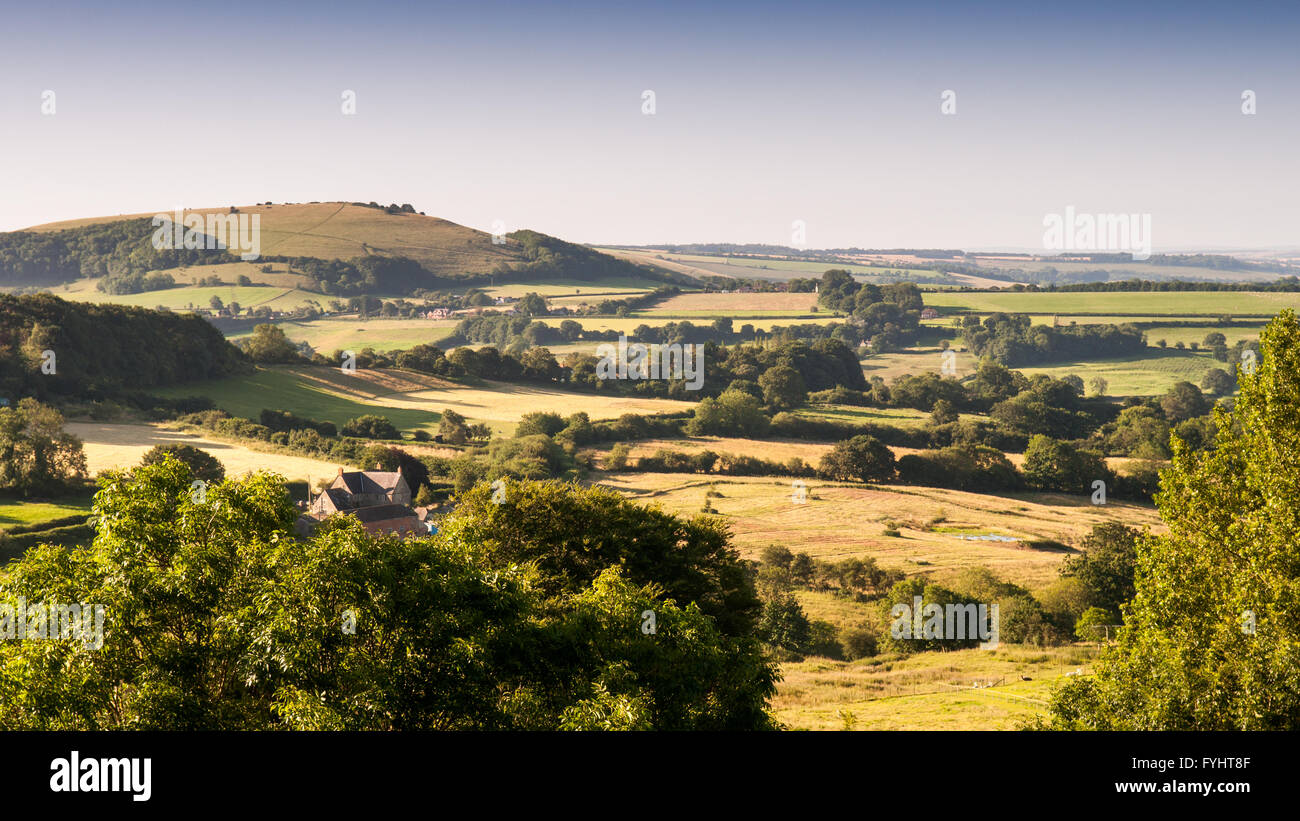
(6, 202), (692, 293)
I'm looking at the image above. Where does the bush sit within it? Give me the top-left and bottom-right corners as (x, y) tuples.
(341, 415), (400, 440)
(139, 444), (225, 483)
(818, 435), (895, 482)
(841, 627), (878, 659)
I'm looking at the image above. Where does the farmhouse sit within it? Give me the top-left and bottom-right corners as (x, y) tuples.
(296, 467), (428, 537)
(920, 307), (939, 319)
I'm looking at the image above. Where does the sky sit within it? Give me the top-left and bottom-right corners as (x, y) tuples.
(0, 0), (1297, 251)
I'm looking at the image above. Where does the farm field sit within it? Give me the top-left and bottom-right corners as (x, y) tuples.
(924, 290), (1300, 316)
(478, 278), (660, 298)
(597, 248), (955, 284)
(237, 314), (835, 358)
(0, 496), (93, 530)
(1017, 350), (1225, 396)
(858, 334), (1232, 396)
(1139, 325), (1261, 347)
(52, 279), (327, 312)
(796, 404), (962, 429)
(640, 291), (818, 315)
(597, 436), (1139, 478)
(65, 422), (345, 482)
(860, 344), (962, 383)
(775, 644), (1099, 730)
(965, 256), (1291, 283)
(229, 317), (460, 352)
(162, 261), (314, 289)
(646, 251), (945, 281)
(593, 472), (1163, 589)
(603, 436), (835, 466)
(155, 366), (694, 436)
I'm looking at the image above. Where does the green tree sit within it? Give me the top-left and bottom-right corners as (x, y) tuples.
(0, 399), (88, 497)
(685, 389), (770, 437)
(1049, 310), (1300, 729)
(240, 323), (301, 363)
(517, 292), (548, 316)
(1159, 380), (1209, 422)
(818, 435), (895, 483)
(515, 411), (565, 437)
(605, 443), (631, 471)
(0, 459), (777, 730)
(930, 398), (959, 425)
(1200, 367), (1235, 396)
(139, 443), (225, 483)
(438, 408), (471, 445)
(755, 592), (811, 654)
(341, 415), (400, 439)
(1022, 435), (1108, 494)
(1075, 606), (1118, 642)
(1059, 523), (1139, 615)
(447, 479), (762, 638)
(758, 364), (807, 410)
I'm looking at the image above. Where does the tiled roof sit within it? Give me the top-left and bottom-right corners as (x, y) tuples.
(337, 471), (404, 495)
(351, 504), (421, 524)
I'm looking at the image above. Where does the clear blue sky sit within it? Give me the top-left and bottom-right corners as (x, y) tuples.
(1, 0), (1296, 251)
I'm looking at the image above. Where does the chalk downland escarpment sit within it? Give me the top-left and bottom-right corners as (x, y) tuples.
(9, 202), (693, 293)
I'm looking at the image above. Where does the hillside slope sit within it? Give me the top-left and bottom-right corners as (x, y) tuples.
(18, 202), (685, 287)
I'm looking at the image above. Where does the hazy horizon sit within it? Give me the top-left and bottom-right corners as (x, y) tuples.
(2, 0), (1297, 252)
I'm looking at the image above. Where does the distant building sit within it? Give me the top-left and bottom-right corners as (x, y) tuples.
(296, 467), (426, 538)
(920, 308), (939, 319)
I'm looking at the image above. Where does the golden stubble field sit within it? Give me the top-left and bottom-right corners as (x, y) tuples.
(591, 470), (1163, 731)
(66, 422), (345, 483)
(774, 644), (1101, 730)
(160, 366), (697, 437)
(594, 471), (1164, 589)
(644, 291), (819, 314)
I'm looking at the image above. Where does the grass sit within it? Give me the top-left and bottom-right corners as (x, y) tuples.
(640, 291), (819, 314)
(26, 202), (522, 280)
(155, 365), (694, 436)
(66, 422), (346, 484)
(775, 644), (1099, 730)
(594, 472), (1163, 590)
(54, 280), (327, 312)
(229, 317), (460, 352)
(155, 367), (443, 432)
(966, 255), (1293, 283)
(1017, 348), (1225, 395)
(0, 497), (93, 530)
(796, 404), (958, 429)
(478, 278), (660, 298)
(924, 290), (1300, 316)
(645, 251), (942, 279)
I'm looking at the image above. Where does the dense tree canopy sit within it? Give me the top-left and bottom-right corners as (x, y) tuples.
(0, 293), (247, 401)
(0, 460), (777, 730)
(1049, 311), (1300, 729)
(0, 399), (87, 496)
